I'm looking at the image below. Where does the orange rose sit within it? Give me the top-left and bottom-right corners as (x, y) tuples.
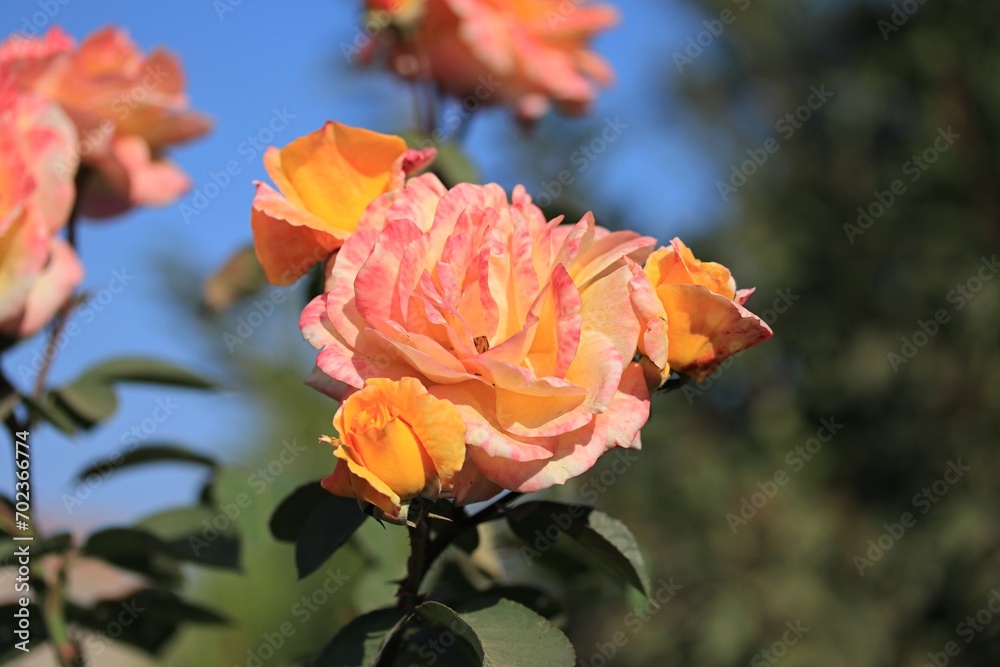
(251, 121), (434, 286)
(1, 26), (210, 218)
(320, 377), (466, 521)
(643, 238), (773, 383)
(368, 0), (619, 124)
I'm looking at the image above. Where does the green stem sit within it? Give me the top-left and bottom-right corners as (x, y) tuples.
(42, 559), (83, 667)
(401, 520), (428, 612)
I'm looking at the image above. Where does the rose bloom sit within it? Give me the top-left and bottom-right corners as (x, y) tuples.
(321, 377), (466, 520)
(251, 121), (435, 286)
(302, 173), (661, 504)
(0, 26), (210, 218)
(642, 238), (773, 383)
(368, 0), (619, 123)
(0, 82), (82, 339)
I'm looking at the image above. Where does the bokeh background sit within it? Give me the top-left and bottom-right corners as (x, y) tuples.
(2, 0), (999, 665)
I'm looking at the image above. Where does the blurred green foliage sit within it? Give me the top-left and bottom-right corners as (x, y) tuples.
(553, 1), (1000, 665)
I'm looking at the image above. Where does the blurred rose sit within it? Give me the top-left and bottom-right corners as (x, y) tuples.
(321, 377), (466, 520)
(369, 0), (618, 124)
(0, 82), (82, 339)
(302, 173), (657, 503)
(251, 121), (435, 286)
(0, 26), (210, 218)
(642, 238), (773, 383)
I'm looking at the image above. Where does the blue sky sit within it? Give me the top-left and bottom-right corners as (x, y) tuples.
(0, 0), (730, 534)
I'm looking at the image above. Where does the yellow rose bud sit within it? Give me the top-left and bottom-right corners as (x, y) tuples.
(643, 238), (773, 383)
(320, 377), (466, 521)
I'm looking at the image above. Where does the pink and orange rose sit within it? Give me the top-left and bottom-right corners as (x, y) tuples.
(0, 81), (82, 338)
(365, 0), (619, 124)
(301, 170), (659, 504)
(0, 26), (210, 217)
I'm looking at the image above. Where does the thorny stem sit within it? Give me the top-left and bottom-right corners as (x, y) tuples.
(420, 492), (523, 581)
(396, 492), (522, 613)
(401, 520), (428, 612)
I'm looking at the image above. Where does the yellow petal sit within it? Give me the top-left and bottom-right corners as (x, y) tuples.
(278, 121), (407, 234)
(659, 284), (772, 381)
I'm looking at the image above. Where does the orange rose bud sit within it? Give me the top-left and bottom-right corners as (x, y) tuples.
(250, 121), (434, 286)
(644, 238), (773, 383)
(320, 377), (466, 522)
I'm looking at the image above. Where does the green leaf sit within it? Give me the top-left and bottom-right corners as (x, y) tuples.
(430, 142), (480, 188)
(415, 598), (576, 667)
(82, 528), (182, 585)
(269, 481), (329, 543)
(22, 394), (84, 435)
(0, 532), (72, 565)
(54, 380), (118, 424)
(35, 533), (74, 558)
(296, 494), (368, 579)
(203, 244), (267, 313)
(506, 501), (651, 597)
(68, 589), (225, 656)
(475, 586), (563, 620)
(136, 506), (240, 570)
(310, 607), (406, 667)
(77, 356), (215, 390)
(0, 391), (19, 424)
(75, 444), (218, 483)
(0, 496), (14, 537)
